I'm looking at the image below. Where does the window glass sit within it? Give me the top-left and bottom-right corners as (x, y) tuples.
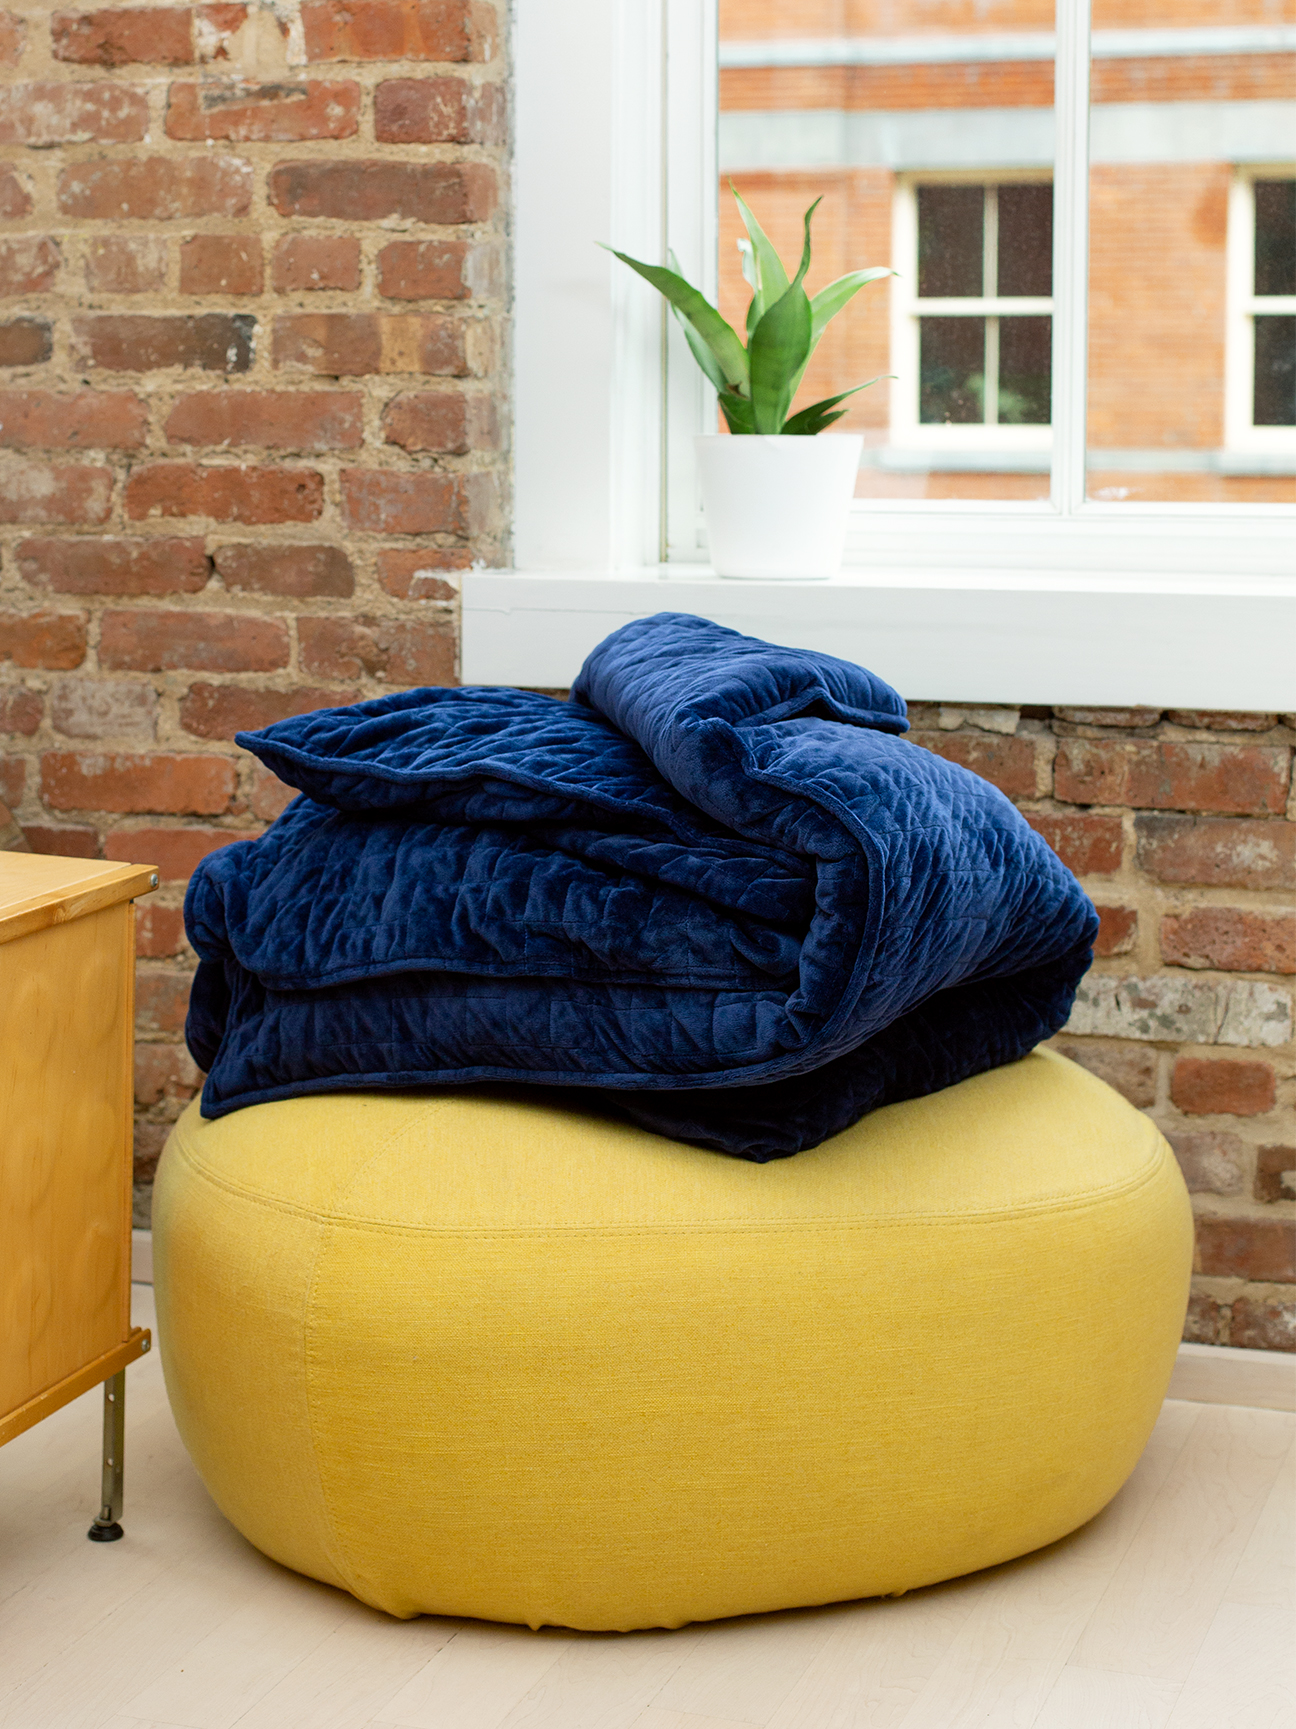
(717, 0), (1056, 503)
(1084, 6), (1296, 503)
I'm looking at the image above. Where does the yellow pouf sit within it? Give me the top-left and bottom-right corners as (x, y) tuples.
(152, 1049), (1191, 1631)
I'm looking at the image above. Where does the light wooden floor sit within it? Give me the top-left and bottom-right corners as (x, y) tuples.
(1, 1288), (1292, 1729)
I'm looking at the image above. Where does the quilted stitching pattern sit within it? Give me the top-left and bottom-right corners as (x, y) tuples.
(184, 614), (1098, 1159)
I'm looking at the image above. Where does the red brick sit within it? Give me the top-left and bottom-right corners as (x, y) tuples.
(84, 237), (167, 295)
(0, 756), (24, 807)
(271, 235), (360, 293)
(0, 319), (52, 367)
(0, 238), (60, 296)
(375, 546), (463, 599)
(74, 314), (255, 373)
(212, 542), (354, 596)
(134, 1041), (201, 1106)
(1093, 905), (1137, 956)
(22, 823), (98, 858)
(1135, 815), (1296, 891)
(180, 681), (346, 739)
(51, 5), (246, 66)
(17, 536), (210, 596)
(166, 389), (361, 450)
(0, 11), (24, 66)
(0, 609), (87, 669)
(133, 1120), (171, 1187)
(99, 609), (290, 673)
(179, 235), (263, 296)
(272, 312), (468, 377)
(1183, 1287), (1223, 1345)
(1168, 710), (1278, 733)
(374, 75), (504, 143)
(1229, 1292), (1296, 1351)
(299, 614), (455, 684)
(1161, 907), (1295, 975)
(50, 679), (156, 740)
(906, 731), (1037, 801)
(1024, 812), (1123, 876)
(1195, 1217), (1295, 1283)
(42, 752), (236, 814)
(1049, 1037), (1156, 1107)
(0, 686), (42, 735)
(1054, 707), (1163, 728)
(301, 0), (495, 63)
(135, 904), (187, 957)
(1255, 1145), (1296, 1205)
(0, 462), (111, 525)
(125, 463), (323, 524)
(377, 239), (502, 302)
(135, 967), (195, 1033)
(250, 762), (298, 821)
(106, 823), (258, 880)
(166, 78), (360, 141)
(1056, 740), (1290, 817)
(58, 157), (252, 220)
(0, 391), (146, 451)
(382, 388), (496, 453)
(1171, 1056), (1277, 1118)
(0, 168), (32, 219)
(1168, 1130), (1246, 1196)
(340, 469), (458, 534)
(0, 82), (148, 144)
(268, 159), (495, 223)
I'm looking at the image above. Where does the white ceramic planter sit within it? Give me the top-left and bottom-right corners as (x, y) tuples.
(695, 433), (864, 580)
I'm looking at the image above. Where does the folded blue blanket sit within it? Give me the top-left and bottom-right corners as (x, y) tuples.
(185, 613), (1096, 1159)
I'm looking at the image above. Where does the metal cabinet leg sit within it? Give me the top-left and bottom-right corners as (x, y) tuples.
(87, 1370), (126, 1542)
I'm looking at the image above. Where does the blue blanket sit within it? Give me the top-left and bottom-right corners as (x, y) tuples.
(185, 613), (1096, 1159)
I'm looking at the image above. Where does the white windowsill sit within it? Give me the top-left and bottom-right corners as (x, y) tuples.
(462, 566), (1296, 708)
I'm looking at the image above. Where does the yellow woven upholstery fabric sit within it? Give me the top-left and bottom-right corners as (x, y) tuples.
(152, 1049), (1192, 1631)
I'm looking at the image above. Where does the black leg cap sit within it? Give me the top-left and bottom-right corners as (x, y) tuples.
(87, 1520), (124, 1542)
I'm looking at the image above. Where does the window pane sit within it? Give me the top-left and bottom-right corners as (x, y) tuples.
(1254, 317), (1296, 427)
(999, 316), (1052, 423)
(920, 318), (985, 423)
(997, 184), (1052, 297)
(715, 0), (1055, 508)
(1085, 3), (1296, 503)
(918, 186), (983, 298)
(1254, 180), (1296, 298)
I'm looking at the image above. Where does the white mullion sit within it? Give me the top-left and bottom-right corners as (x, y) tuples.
(1051, 0), (1092, 515)
(913, 297), (1053, 317)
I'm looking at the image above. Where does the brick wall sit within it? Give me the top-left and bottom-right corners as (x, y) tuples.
(0, 0), (508, 1219)
(906, 702), (1296, 1351)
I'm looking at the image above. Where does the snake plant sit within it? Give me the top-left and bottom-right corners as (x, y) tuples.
(605, 188), (893, 435)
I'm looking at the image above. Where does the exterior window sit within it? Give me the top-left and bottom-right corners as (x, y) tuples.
(1252, 179), (1295, 428)
(915, 183), (1053, 428)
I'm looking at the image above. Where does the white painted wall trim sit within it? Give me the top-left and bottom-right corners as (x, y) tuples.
(462, 570), (1294, 709)
(719, 27), (1296, 68)
(1168, 1343), (1296, 1412)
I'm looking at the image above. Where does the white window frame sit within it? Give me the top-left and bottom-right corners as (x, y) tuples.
(890, 170), (1054, 455)
(1225, 166), (1296, 454)
(466, 0), (1295, 706)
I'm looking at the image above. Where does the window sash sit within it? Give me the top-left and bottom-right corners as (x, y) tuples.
(511, 0), (1296, 584)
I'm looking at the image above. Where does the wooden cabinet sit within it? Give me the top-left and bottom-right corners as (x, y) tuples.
(1, 853), (158, 1539)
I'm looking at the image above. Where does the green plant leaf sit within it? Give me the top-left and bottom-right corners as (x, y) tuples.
(718, 390), (756, 434)
(602, 245), (749, 391)
(731, 185), (790, 327)
(809, 268), (895, 347)
(749, 282), (812, 434)
(781, 378), (892, 435)
(790, 196), (821, 292)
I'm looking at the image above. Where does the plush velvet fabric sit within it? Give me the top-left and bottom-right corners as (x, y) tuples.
(185, 613), (1097, 1159)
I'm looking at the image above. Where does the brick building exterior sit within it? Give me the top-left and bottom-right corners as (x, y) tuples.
(1, 1), (1293, 1348)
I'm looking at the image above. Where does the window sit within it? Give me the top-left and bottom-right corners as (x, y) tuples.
(894, 177), (1054, 444)
(1227, 173), (1296, 450)
(484, 0), (1294, 704)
